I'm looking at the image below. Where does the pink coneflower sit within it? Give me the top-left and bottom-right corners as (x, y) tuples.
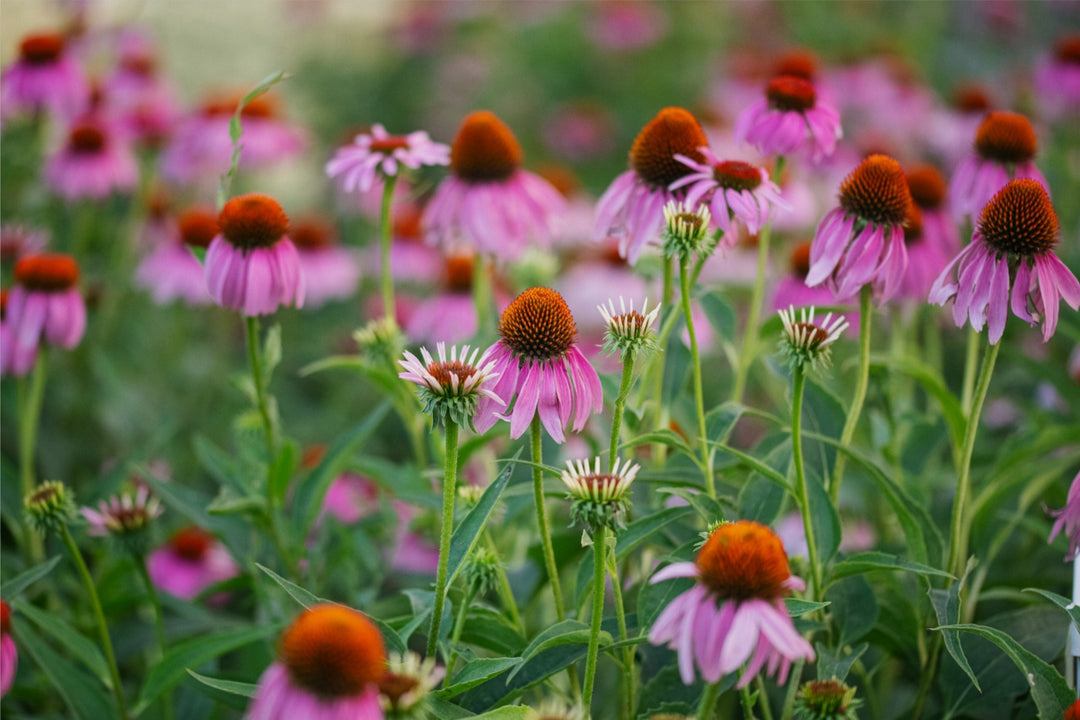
(897, 203), (949, 302)
(135, 205), (217, 306)
(147, 526), (239, 600)
(321, 472), (379, 526)
(906, 164), (960, 256)
(102, 30), (178, 147)
(290, 215), (360, 308)
(205, 193), (304, 315)
(930, 179), (1080, 344)
(405, 253), (479, 344)
(806, 154), (911, 302)
(734, 75), (841, 163)
(1034, 35), (1080, 120)
(670, 147), (787, 236)
(326, 123), (449, 198)
(248, 604), (385, 720)
(949, 111), (1047, 222)
(474, 287), (602, 443)
(1048, 471), (1080, 559)
(923, 84), (996, 167)
(44, 117), (138, 201)
(423, 110), (565, 261)
(648, 520), (814, 687)
(1, 254), (85, 377)
(1, 32), (89, 120)
(542, 101), (617, 161)
(593, 107), (709, 264)
(398, 342), (503, 429)
(0, 225), (48, 263)
(80, 485), (162, 538)
(771, 242), (850, 315)
(0, 601), (14, 697)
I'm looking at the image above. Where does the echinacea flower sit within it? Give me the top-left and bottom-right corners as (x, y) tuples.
(205, 193), (304, 315)
(949, 111), (1047, 222)
(147, 526), (239, 600)
(423, 110), (565, 261)
(398, 343), (503, 429)
(670, 147), (787, 236)
(44, 118), (138, 201)
(793, 678), (861, 720)
(778, 305), (849, 373)
(135, 205), (217, 306)
(593, 107), (710, 264)
(24, 480), (75, 536)
(598, 296), (660, 357)
(929, 179), (1079, 344)
(474, 287), (603, 443)
(734, 75), (841, 163)
(805, 154), (911, 302)
(0, 225), (48, 263)
(661, 201), (714, 262)
(561, 456), (640, 532)
(378, 652), (445, 717)
(1047, 471), (1080, 559)
(770, 242), (856, 332)
(647, 520), (814, 687)
(102, 30), (179, 147)
(905, 164), (960, 256)
(1, 32), (89, 120)
(1034, 34), (1080, 120)
(326, 123), (449, 197)
(1, 253), (85, 377)
(289, 215), (361, 308)
(80, 485), (163, 541)
(0, 601), (15, 697)
(897, 203), (949, 302)
(249, 604), (385, 720)
(405, 253), (479, 344)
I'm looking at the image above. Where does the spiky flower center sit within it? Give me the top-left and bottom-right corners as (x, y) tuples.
(905, 165), (947, 209)
(977, 179), (1058, 257)
(20, 33), (65, 65)
(428, 360), (478, 388)
(792, 321), (829, 346)
(766, 76), (817, 112)
(499, 287), (576, 361)
(903, 203), (924, 244)
(774, 50), (818, 81)
(450, 111), (522, 182)
(201, 94), (277, 119)
(69, 124), (106, 154)
(170, 527), (213, 561)
(445, 254), (474, 292)
(800, 679), (854, 713)
(177, 207), (220, 249)
(790, 242), (812, 279)
(975, 112), (1037, 164)
(713, 160), (763, 191)
(28, 483), (61, 507)
(1056, 35), (1080, 65)
(280, 604), (386, 699)
(120, 53), (156, 77)
(15, 253), (79, 291)
(289, 217), (336, 250)
(695, 520), (793, 600)
(218, 193), (289, 250)
(369, 136), (410, 154)
(629, 107), (708, 188)
(838, 154), (911, 226)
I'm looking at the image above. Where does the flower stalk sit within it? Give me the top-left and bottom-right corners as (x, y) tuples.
(532, 416), (566, 620)
(427, 419), (459, 658)
(829, 284), (872, 503)
(17, 352), (48, 562)
(379, 173), (398, 323)
(581, 525), (607, 708)
(680, 256), (714, 498)
(792, 366), (823, 600)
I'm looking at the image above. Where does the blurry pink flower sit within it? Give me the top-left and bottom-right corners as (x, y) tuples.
(289, 215), (360, 308)
(1034, 34), (1080, 120)
(44, 118), (138, 201)
(135, 205), (217, 306)
(406, 253), (479, 344)
(205, 194), (304, 315)
(906, 165), (960, 257)
(1, 32), (89, 120)
(922, 84), (996, 167)
(771, 241), (853, 321)
(734, 75), (841, 163)
(1048, 471), (1080, 559)
(147, 526), (239, 600)
(1, 254), (85, 377)
(594, 107), (710, 264)
(542, 101), (616, 161)
(587, 0), (668, 52)
(648, 521), (814, 687)
(670, 147), (787, 236)
(898, 204), (950, 302)
(1, 601), (15, 697)
(322, 472), (379, 526)
(424, 111), (565, 261)
(326, 123), (449, 198)
(557, 244), (648, 338)
(102, 29), (179, 147)
(930, 180), (1079, 344)
(1, 225), (48, 263)
(391, 502), (441, 576)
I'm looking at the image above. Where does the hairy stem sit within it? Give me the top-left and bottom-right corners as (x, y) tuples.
(582, 527), (607, 710)
(427, 420), (459, 658)
(792, 367), (823, 599)
(680, 257), (714, 498)
(829, 284), (872, 503)
(18, 353), (48, 563)
(609, 352), (636, 471)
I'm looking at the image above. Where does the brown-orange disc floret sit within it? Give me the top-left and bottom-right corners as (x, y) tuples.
(974, 112), (1037, 164)
(977, 179), (1058, 257)
(629, 107), (708, 188)
(177, 207), (220, 249)
(499, 287), (577, 361)
(15, 254), (79, 291)
(790, 241), (812, 279)
(170, 526), (214, 561)
(218, 194), (289, 250)
(766, 76), (816, 112)
(378, 671), (419, 709)
(903, 202), (924, 244)
(280, 604), (386, 699)
(1056, 35), (1080, 65)
(445, 253), (475, 293)
(450, 111), (522, 183)
(951, 84), (992, 114)
(695, 520), (793, 600)
(428, 360), (478, 388)
(773, 49), (818, 81)
(20, 33), (65, 65)
(368, 136), (410, 154)
(200, 93), (278, 119)
(289, 216), (337, 250)
(536, 164), (580, 199)
(905, 165), (947, 210)
(714, 160), (763, 192)
(69, 123), (106, 154)
(838, 154), (911, 226)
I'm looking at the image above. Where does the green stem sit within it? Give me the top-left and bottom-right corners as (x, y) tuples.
(446, 582), (478, 676)
(484, 530), (524, 633)
(648, 259), (676, 464)
(779, 659), (804, 720)
(606, 545), (633, 720)
(134, 554), (173, 720)
(531, 416), (566, 620)
(379, 173), (399, 322)
(739, 684), (757, 720)
(947, 341), (1000, 578)
(680, 258), (714, 498)
(609, 352), (636, 471)
(697, 680), (722, 720)
(60, 526), (127, 720)
(427, 420), (459, 658)
(829, 284), (872, 504)
(959, 326), (979, 417)
(582, 527), (607, 710)
(473, 254), (494, 341)
(244, 316), (276, 456)
(792, 367), (822, 599)
(754, 676), (776, 720)
(18, 353), (48, 563)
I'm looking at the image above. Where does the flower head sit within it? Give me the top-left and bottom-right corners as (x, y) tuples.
(929, 179), (1079, 344)
(327, 124), (449, 198)
(147, 526), (239, 600)
(793, 678), (861, 720)
(80, 485), (163, 552)
(598, 296), (660, 357)
(1, 601), (15, 698)
(249, 604), (386, 720)
(355, 316), (406, 363)
(734, 75), (841, 162)
(1035, 34), (1080, 119)
(1, 253), (86, 377)
(806, 154), (911, 301)
(670, 147), (787, 236)
(25, 480), (75, 535)
(290, 215), (361, 308)
(398, 343), (503, 429)
(561, 457), (639, 533)
(1, 31), (89, 119)
(1047, 471), (1080, 559)
(135, 206), (217, 306)
(778, 306), (849, 373)
(44, 117), (138, 201)
(647, 520), (814, 687)
(906, 164), (960, 256)
(378, 652), (445, 718)
(661, 201), (713, 262)
(473, 287), (603, 443)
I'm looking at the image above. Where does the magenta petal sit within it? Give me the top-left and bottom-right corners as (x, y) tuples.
(536, 364), (564, 443)
(509, 361), (541, 438)
(1010, 260), (1034, 323)
(985, 255), (1010, 344)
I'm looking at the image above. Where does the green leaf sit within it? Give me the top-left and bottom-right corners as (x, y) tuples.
(826, 576), (878, 646)
(194, 434), (249, 494)
(1024, 587), (1080, 635)
(12, 598), (110, 687)
(217, 71), (287, 207)
(785, 598), (830, 617)
(935, 622), (1073, 718)
(256, 562), (322, 607)
(15, 623), (116, 720)
(262, 323), (282, 382)
(445, 450), (517, 585)
(471, 708), (535, 720)
(186, 669), (258, 697)
(622, 429), (696, 461)
(712, 440), (793, 491)
(829, 552), (952, 583)
(870, 354), (965, 453)
(1, 555), (61, 598)
(815, 642), (868, 683)
(207, 490), (265, 516)
(806, 466), (841, 563)
(700, 290), (737, 340)
(134, 623), (280, 715)
(427, 696), (477, 719)
(509, 619), (605, 680)
(269, 440), (299, 505)
(930, 560), (979, 692)
(299, 354), (365, 377)
(138, 462), (216, 530)
(705, 401), (745, 444)
(294, 402), (390, 536)
(438, 657), (522, 699)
